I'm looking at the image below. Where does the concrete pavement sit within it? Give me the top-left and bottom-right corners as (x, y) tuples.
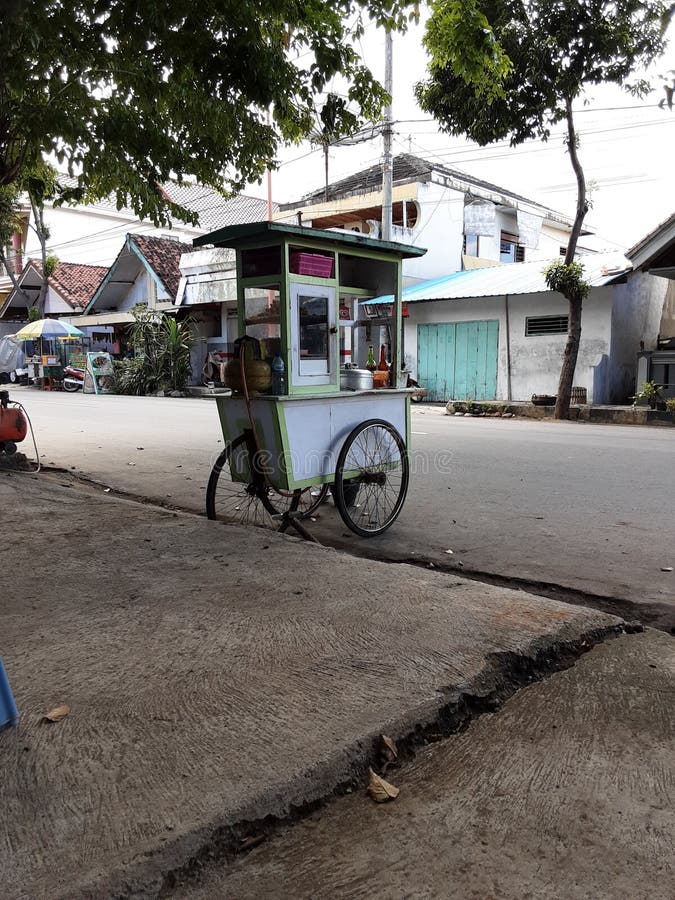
(0, 471), (624, 899)
(173, 629), (675, 900)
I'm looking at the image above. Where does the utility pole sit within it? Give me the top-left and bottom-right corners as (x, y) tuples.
(266, 109), (273, 221)
(381, 28), (393, 242)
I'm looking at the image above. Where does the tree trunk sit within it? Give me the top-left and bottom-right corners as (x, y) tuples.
(555, 293), (582, 419)
(30, 193), (49, 316)
(554, 98), (588, 420)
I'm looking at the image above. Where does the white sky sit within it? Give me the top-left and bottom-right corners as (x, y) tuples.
(253, 15), (675, 251)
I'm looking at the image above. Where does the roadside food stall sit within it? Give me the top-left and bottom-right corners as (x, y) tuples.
(194, 222), (426, 537)
(14, 319), (86, 390)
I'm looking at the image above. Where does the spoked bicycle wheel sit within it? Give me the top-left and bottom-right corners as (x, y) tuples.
(333, 419), (409, 537)
(206, 435), (280, 527)
(206, 436), (331, 527)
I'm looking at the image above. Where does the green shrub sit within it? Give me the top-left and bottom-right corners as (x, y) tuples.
(113, 305), (193, 395)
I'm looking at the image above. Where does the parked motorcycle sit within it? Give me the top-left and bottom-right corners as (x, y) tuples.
(63, 365), (85, 392)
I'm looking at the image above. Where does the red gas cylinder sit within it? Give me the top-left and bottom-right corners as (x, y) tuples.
(0, 394), (27, 449)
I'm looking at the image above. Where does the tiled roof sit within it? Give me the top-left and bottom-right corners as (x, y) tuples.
(32, 260), (108, 309)
(281, 153), (572, 224)
(56, 176), (273, 232)
(129, 234), (192, 298)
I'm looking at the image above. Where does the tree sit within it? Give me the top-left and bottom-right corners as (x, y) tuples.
(0, 161), (58, 316)
(23, 163), (59, 315)
(417, 0), (673, 418)
(1, 0), (413, 228)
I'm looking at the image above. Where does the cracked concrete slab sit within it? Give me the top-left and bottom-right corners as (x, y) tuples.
(175, 630), (675, 900)
(0, 473), (622, 899)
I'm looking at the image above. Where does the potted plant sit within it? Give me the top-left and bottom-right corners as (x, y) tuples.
(632, 381), (666, 410)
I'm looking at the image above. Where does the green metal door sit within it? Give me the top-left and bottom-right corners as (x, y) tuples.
(417, 320), (499, 401)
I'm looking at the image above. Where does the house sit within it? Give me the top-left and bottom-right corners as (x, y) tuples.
(172, 153), (592, 382)
(0, 258), (108, 321)
(0, 178), (271, 308)
(174, 248), (238, 378)
(362, 253), (638, 404)
(20, 180), (271, 268)
(70, 233), (190, 352)
(627, 213), (675, 399)
(276, 153), (594, 285)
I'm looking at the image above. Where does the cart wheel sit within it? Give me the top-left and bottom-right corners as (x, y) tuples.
(333, 419), (409, 537)
(206, 435), (281, 526)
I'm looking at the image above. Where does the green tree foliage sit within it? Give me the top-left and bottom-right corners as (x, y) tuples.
(1, 0), (414, 227)
(417, 0), (673, 417)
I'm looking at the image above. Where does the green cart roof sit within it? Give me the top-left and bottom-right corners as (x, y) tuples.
(193, 221), (426, 259)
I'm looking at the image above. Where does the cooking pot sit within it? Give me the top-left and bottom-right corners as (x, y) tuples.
(340, 365), (374, 391)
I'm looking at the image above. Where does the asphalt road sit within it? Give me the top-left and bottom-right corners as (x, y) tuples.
(7, 388), (675, 626)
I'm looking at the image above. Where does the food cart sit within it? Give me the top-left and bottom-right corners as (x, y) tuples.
(194, 222), (426, 537)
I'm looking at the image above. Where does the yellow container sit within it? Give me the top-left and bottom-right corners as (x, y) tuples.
(224, 358), (272, 393)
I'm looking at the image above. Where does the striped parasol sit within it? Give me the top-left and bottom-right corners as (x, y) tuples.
(14, 319), (85, 341)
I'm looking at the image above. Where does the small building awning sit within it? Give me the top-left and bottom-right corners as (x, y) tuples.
(63, 303), (176, 328)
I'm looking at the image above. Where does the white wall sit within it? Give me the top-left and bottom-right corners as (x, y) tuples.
(400, 182), (465, 282)
(115, 271), (152, 311)
(396, 183), (577, 284)
(609, 271), (669, 403)
(508, 289), (614, 403)
(43, 287), (74, 315)
(24, 205), (201, 267)
(404, 287), (617, 403)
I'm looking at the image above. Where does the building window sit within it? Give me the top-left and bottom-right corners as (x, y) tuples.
(463, 234), (480, 257)
(393, 200), (419, 229)
(525, 315), (569, 336)
(500, 231), (525, 263)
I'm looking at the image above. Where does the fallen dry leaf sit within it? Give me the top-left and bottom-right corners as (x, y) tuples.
(367, 767), (400, 803)
(239, 834), (265, 851)
(43, 704), (70, 723)
(380, 734), (398, 762)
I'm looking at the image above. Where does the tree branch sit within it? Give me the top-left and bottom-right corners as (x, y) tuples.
(0, 245), (30, 306)
(564, 98), (587, 264)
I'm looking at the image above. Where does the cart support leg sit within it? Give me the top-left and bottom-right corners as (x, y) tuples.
(275, 511), (321, 543)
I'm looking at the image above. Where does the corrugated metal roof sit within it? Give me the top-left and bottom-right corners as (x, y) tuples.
(56, 176), (273, 233)
(362, 254), (631, 305)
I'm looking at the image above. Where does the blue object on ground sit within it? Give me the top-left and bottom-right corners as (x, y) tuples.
(0, 659), (19, 729)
